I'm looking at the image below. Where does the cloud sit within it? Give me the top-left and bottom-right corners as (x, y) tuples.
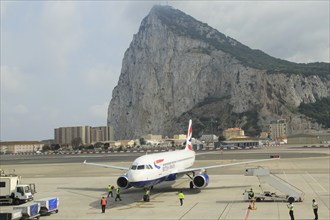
(0, 65), (26, 94)
(89, 102), (108, 119)
(83, 64), (119, 88)
(13, 104), (28, 114)
(41, 1), (83, 71)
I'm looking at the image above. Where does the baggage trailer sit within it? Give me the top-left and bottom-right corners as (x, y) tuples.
(35, 197), (59, 215)
(0, 210), (22, 220)
(13, 203), (40, 220)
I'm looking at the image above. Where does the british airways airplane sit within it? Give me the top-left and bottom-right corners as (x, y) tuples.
(84, 120), (279, 193)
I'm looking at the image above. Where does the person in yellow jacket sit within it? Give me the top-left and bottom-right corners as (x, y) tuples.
(178, 191), (184, 206)
(312, 199), (318, 220)
(107, 184), (113, 198)
(115, 187), (122, 201)
(287, 201), (294, 220)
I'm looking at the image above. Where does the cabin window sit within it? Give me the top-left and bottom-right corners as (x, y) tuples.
(137, 165), (145, 170)
(131, 165), (137, 170)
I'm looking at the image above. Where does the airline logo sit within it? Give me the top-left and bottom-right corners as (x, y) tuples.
(153, 159), (164, 169)
(187, 120), (193, 150)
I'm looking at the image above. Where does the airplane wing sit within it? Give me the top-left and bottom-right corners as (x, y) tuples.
(176, 157), (280, 174)
(83, 160), (130, 171)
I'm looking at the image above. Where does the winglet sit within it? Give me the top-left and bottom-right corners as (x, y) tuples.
(185, 119), (193, 150)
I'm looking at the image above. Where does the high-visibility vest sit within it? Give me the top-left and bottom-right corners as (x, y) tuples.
(178, 193), (184, 199)
(287, 204), (294, 211)
(101, 198), (107, 205)
(116, 188), (120, 194)
(145, 190), (150, 196)
(108, 185), (112, 191)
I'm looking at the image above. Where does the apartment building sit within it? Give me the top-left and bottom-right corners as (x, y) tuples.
(269, 119), (287, 140)
(91, 126), (114, 144)
(54, 125), (114, 145)
(55, 126), (91, 145)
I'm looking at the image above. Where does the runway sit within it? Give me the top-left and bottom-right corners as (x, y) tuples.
(0, 145), (329, 219)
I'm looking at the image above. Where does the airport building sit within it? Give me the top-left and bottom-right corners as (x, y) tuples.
(200, 134), (218, 143)
(269, 119), (287, 140)
(220, 137), (260, 148)
(0, 141), (43, 154)
(223, 128), (245, 140)
(142, 134), (163, 141)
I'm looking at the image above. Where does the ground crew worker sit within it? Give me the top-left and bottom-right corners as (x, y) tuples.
(248, 188), (254, 201)
(115, 187), (122, 201)
(107, 184), (113, 198)
(100, 196), (107, 213)
(287, 201), (294, 220)
(178, 191), (184, 206)
(144, 189), (150, 202)
(312, 199), (318, 220)
(247, 188), (255, 209)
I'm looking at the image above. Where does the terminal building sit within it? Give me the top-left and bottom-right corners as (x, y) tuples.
(223, 128), (245, 140)
(220, 137), (261, 148)
(0, 141), (43, 154)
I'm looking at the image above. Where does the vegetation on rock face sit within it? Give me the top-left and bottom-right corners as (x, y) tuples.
(298, 97), (330, 128)
(152, 6), (330, 79)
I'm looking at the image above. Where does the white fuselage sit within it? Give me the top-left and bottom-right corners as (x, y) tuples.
(126, 149), (195, 188)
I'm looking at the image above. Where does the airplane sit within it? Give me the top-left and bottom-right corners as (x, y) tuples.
(84, 120), (279, 195)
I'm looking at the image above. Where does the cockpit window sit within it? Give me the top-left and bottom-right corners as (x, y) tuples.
(131, 165), (137, 170)
(137, 165), (145, 170)
(148, 165), (153, 169)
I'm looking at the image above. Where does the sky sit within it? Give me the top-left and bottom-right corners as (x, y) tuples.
(1, 1), (329, 141)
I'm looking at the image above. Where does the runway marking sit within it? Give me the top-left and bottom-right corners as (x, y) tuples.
(306, 172), (327, 192)
(179, 202), (198, 220)
(244, 207), (251, 220)
(218, 203), (229, 220)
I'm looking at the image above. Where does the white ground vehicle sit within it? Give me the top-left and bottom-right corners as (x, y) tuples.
(244, 167), (304, 202)
(0, 172), (36, 205)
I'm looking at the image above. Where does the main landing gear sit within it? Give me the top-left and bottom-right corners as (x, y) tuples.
(186, 172), (195, 189)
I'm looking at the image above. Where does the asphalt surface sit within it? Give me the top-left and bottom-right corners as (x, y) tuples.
(0, 145), (329, 220)
(1, 149), (327, 165)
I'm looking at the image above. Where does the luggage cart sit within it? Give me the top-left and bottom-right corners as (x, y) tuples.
(35, 197), (59, 216)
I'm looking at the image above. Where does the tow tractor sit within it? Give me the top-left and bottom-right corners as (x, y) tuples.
(244, 190), (290, 202)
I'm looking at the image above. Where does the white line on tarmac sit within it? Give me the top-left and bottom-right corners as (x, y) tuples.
(306, 172), (327, 192)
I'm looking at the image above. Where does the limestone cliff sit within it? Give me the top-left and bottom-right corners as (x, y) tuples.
(108, 5), (330, 139)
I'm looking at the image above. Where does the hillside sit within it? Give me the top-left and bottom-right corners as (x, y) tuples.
(108, 5), (330, 139)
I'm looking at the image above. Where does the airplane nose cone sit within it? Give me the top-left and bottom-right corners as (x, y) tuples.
(127, 170), (144, 182)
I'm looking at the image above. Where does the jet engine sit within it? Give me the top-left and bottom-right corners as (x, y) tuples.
(193, 173), (209, 188)
(116, 175), (132, 189)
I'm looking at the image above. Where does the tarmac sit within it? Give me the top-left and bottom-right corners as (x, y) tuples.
(0, 145), (329, 219)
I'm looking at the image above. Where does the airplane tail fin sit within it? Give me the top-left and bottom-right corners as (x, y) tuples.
(185, 119), (193, 150)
